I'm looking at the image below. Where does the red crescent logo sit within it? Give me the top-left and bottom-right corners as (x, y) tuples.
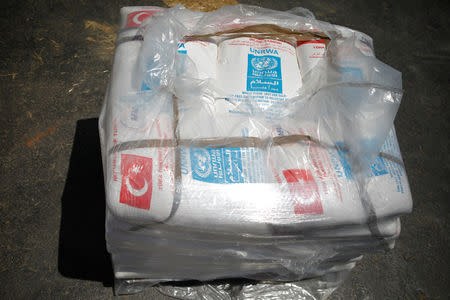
(120, 154), (153, 210)
(283, 169), (323, 215)
(126, 10), (158, 28)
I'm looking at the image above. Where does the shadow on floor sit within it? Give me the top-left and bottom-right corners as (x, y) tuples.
(58, 118), (113, 286)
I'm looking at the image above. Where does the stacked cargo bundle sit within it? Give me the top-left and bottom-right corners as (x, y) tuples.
(99, 5), (412, 298)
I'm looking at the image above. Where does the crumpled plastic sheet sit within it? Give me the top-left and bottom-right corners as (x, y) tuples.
(114, 270), (349, 299)
(134, 4), (403, 176)
(157, 270), (349, 300)
(101, 4), (411, 299)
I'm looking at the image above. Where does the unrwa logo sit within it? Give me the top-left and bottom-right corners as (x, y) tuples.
(191, 149), (211, 178)
(251, 56), (278, 71)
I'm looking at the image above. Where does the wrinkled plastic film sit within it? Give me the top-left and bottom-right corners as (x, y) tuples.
(99, 4), (412, 298)
(154, 270), (350, 300)
(133, 5), (403, 177)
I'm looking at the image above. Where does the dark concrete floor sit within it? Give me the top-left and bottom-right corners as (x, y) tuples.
(0, 0), (449, 299)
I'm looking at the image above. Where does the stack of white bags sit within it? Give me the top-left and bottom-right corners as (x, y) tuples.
(99, 5), (412, 295)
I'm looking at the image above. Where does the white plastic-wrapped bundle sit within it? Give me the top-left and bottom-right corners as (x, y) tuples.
(99, 4), (412, 299)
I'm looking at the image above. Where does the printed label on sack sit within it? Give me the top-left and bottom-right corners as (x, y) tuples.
(220, 38), (300, 117)
(297, 40), (326, 53)
(120, 154), (152, 210)
(332, 143), (354, 179)
(118, 93), (172, 131)
(177, 41), (187, 54)
(332, 142), (389, 179)
(370, 156), (388, 176)
(379, 129), (406, 193)
(355, 35), (374, 57)
(247, 54), (282, 93)
(188, 147), (263, 184)
(279, 127), (345, 203)
(296, 40), (326, 59)
(126, 10), (159, 28)
(119, 102), (151, 131)
(283, 169), (323, 215)
(296, 40), (326, 75)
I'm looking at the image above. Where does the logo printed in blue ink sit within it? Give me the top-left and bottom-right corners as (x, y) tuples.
(190, 148), (245, 184)
(177, 42), (187, 54)
(251, 56), (278, 71)
(190, 149), (212, 179)
(370, 156), (388, 176)
(141, 81), (151, 91)
(247, 54), (282, 93)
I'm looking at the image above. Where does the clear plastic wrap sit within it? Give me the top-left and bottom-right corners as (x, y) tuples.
(99, 4), (412, 298)
(157, 270), (350, 300)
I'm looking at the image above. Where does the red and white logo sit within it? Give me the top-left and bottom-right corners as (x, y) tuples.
(283, 169), (323, 215)
(296, 40), (325, 47)
(120, 154), (152, 210)
(126, 10), (158, 28)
